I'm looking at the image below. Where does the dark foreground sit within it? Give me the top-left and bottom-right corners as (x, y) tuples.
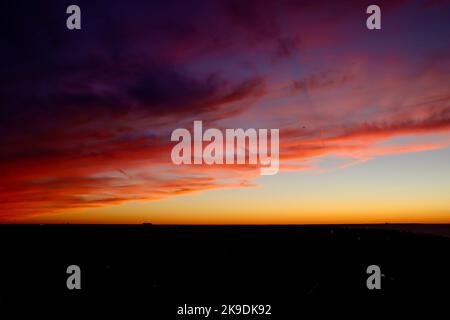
(0, 224), (449, 317)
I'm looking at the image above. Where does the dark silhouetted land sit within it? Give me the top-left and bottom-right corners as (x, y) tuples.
(0, 224), (449, 317)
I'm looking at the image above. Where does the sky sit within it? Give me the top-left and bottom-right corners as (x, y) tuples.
(1, 0), (450, 224)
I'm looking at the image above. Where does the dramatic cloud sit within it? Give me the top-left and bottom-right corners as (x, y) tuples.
(1, 0), (450, 219)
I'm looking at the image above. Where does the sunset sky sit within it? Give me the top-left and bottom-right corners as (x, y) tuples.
(1, 0), (450, 224)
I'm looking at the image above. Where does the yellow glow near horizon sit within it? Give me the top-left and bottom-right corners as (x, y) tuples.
(10, 147), (450, 225)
